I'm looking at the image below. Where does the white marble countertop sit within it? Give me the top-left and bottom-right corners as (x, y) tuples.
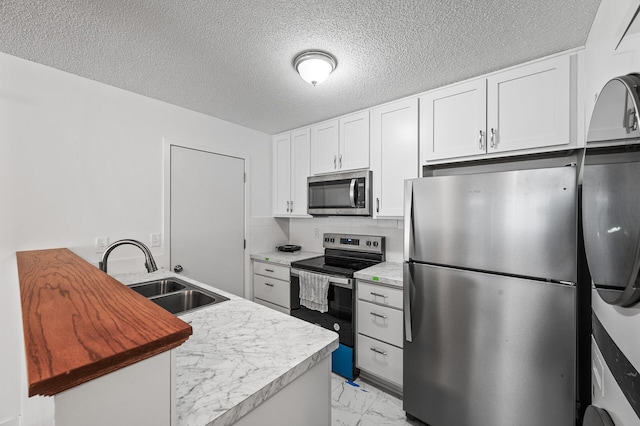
(250, 250), (322, 266)
(114, 270), (338, 426)
(354, 261), (404, 287)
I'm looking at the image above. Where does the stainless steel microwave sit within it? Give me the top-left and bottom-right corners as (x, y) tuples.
(307, 170), (372, 216)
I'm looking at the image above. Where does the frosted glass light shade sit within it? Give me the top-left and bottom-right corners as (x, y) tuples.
(294, 51), (337, 86)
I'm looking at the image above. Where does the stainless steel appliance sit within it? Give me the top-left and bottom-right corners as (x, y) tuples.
(403, 166), (578, 426)
(290, 233), (385, 380)
(582, 73), (640, 425)
(307, 170), (372, 216)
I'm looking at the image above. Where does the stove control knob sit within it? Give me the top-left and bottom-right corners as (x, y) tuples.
(324, 237), (329, 242)
(373, 241), (379, 247)
(330, 238), (335, 243)
(366, 241), (372, 246)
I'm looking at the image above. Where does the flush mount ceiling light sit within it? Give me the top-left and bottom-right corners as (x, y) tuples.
(293, 51), (337, 86)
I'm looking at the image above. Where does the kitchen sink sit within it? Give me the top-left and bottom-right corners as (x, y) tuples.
(129, 277), (228, 315)
(129, 279), (186, 297)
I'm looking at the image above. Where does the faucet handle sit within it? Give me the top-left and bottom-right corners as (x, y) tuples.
(173, 265), (183, 273)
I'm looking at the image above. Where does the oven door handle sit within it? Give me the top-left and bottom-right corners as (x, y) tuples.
(291, 268), (353, 289)
(349, 178), (357, 207)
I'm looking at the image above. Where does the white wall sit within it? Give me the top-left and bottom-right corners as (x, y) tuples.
(583, 1), (640, 424)
(0, 52), (271, 425)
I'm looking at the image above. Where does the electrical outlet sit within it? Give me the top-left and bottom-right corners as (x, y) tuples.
(150, 233), (161, 247)
(314, 228), (319, 238)
(95, 237), (110, 253)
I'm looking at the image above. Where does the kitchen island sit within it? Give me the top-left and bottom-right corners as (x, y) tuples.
(116, 270), (339, 426)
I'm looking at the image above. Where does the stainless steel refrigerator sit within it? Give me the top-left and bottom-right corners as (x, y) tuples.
(403, 166), (577, 426)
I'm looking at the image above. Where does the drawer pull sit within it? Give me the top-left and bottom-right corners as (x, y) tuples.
(264, 283), (275, 287)
(370, 347), (387, 356)
(370, 312), (387, 319)
(370, 292), (387, 299)
(264, 268), (275, 273)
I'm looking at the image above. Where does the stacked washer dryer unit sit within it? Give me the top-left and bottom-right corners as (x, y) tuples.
(582, 73), (640, 426)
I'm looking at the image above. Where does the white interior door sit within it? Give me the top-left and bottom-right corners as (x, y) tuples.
(170, 146), (245, 297)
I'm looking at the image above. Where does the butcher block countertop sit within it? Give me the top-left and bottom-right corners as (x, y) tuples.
(16, 248), (192, 397)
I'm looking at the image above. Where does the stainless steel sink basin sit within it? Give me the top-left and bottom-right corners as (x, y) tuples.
(129, 279), (186, 297)
(129, 277), (229, 315)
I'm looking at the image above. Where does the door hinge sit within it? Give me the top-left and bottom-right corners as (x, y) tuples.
(244, 239), (246, 249)
(244, 172), (247, 183)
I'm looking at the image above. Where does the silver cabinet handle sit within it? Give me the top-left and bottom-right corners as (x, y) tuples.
(370, 347), (387, 356)
(286, 201), (290, 212)
(339, 154), (342, 169)
(370, 311), (387, 319)
(370, 292), (387, 299)
(376, 198), (380, 213)
(264, 282), (274, 287)
(290, 200), (294, 212)
(333, 155), (337, 169)
(265, 268), (274, 273)
(478, 130), (485, 150)
(490, 128), (496, 148)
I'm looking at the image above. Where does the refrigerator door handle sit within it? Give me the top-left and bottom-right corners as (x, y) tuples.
(404, 262), (413, 342)
(404, 180), (413, 262)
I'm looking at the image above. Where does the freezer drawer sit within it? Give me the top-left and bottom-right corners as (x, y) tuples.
(403, 262), (576, 426)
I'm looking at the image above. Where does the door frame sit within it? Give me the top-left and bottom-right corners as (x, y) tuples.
(163, 137), (251, 297)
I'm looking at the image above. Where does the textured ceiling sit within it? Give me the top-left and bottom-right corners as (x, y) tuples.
(0, 0), (602, 135)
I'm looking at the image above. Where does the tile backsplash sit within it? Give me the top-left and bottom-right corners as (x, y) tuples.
(248, 217), (289, 253)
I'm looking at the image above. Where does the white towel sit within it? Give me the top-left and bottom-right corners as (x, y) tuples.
(299, 271), (330, 313)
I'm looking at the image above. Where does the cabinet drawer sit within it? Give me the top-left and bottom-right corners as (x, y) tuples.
(357, 300), (403, 347)
(358, 281), (403, 309)
(254, 261), (290, 281)
(253, 274), (290, 309)
(254, 297), (290, 315)
(356, 334), (403, 387)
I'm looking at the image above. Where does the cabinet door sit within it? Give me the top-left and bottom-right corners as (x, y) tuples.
(310, 120), (339, 175)
(272, 133), (291, 216)
(421, 79), (487, 162)
(371, 98), (419, 218)
(290, 128), (311, 216)
(339, 111), (370, 171)
(487, 55), (571, 153)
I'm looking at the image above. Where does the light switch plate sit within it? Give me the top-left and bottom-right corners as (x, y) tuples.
(95, 237), (109, 253)
(150, 233), (161, 247)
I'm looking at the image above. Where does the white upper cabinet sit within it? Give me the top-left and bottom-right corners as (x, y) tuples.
(339, 111), (370, 171)
(272, 128), (310, 217)
(310, 120), (339, 174)
(371, 98), (419, 218)
(311, 112), (370, 175)
(421, 54), (573, 163)
(487, 55), (570, 153)
(421, 79), (487, 161)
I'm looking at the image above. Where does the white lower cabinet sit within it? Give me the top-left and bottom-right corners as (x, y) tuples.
(252, 261), (292, 313)
(356, 279), (403, 390)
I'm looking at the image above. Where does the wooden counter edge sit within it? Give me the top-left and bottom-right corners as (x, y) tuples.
(16, 248), (193, 397)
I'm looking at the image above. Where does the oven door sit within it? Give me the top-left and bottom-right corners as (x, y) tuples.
(290, 268), (354, 347)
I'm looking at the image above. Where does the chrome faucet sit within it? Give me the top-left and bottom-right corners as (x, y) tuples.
(98, 239), (158, 273)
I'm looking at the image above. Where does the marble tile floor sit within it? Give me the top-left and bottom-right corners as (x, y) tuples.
(331, 374), (424, 426)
